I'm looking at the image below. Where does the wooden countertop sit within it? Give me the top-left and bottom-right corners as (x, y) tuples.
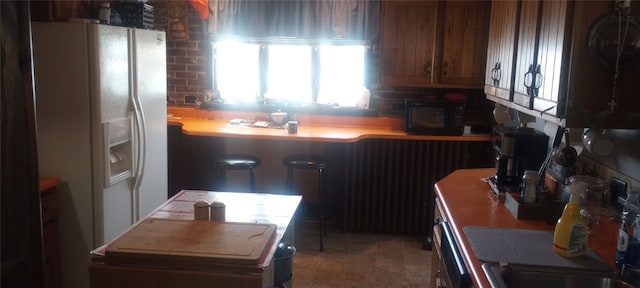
(435, 168), (618, 288)
(167, 107), (492, 143)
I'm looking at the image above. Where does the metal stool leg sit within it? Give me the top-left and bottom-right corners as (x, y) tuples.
(249, 168), (256, 192)
(318, 167), (325, 251)
(215, 168), (226, 191)
(285, 166), (294, 195)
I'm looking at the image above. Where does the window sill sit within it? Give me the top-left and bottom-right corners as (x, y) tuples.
(198, 102), (379, 117)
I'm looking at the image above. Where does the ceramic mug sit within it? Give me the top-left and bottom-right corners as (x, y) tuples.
(287, 121), (298, 134)
(582, 128), (615, 156)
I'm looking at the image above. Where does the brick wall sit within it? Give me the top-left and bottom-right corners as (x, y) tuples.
(152, 0), (209, 106)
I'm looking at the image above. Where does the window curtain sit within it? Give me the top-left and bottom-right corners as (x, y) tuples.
(208, 0), (380, 41)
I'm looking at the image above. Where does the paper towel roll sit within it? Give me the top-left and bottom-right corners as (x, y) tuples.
(543, 122), (559, 139)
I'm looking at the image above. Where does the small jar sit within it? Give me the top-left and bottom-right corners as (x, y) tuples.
(210, 201), (226, 222)
(193, 200), (210, 220)
(521, 170), (538, 204)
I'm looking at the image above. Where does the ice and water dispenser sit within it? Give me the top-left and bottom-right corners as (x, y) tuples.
(103, 117), (133, 187)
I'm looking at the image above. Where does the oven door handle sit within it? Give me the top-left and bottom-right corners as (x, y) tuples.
(438, 221), (472, 288)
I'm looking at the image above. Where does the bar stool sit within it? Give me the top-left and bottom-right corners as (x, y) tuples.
(212, 154), (260, 192)
(282, 154), (327, 251)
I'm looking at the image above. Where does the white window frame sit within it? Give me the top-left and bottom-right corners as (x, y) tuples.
(210, 37), (371, 108)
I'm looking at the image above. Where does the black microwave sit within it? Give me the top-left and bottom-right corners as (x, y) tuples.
(402, 100), (465, 135)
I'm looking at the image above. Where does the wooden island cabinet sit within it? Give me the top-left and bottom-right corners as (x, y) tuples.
(89, 190), (302, 288)
(379, 0), (491, 89)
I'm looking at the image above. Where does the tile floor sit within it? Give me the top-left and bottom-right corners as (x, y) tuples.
(288, 219), (433, 288)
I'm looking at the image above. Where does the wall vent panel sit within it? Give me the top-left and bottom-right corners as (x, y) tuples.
(343, 139), (491, 236)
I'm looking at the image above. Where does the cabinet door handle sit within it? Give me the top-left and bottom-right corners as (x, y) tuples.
(443, 61), (448, 77)
(534, 64), (542, 88)
(424, 61), (432, 77)
(523, 64), (535, 96)
(435, 270), (447, 288)
(491, 62), (502, 86)
(534, 64), (543, 97)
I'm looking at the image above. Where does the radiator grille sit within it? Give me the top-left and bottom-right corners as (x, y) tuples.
(344, 139), (491, 235)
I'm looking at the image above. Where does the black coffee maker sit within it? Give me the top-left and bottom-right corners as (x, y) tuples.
(494, 127), (549, 191)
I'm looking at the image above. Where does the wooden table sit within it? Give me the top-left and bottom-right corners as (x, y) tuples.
(89, 190), (302, 288)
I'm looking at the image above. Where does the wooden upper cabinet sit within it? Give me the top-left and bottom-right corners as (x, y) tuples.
(512, 0), (571, 117)
(486, 0), (640, 128)
(484, 0), (520, 101)
(379, 0), (490, 88)
(531, 0), (571, 117)
(380, 1), (438, 87)
(512, 0), (543, 110)
(439, 0), (491, 87)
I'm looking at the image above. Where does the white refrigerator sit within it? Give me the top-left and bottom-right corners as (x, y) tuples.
(32, 21), (167, 288)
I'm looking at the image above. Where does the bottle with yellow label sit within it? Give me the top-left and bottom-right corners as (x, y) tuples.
(553, 181), (588, 257)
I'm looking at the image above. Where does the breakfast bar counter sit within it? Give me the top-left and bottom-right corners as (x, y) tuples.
(167, 107), (493, 143)
(167, 107), (495, 239)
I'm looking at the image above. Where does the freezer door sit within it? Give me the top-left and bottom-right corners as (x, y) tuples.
(130, 28), (168, 221)
(88, 24), (135, 245)
(82, 25), (134, 246)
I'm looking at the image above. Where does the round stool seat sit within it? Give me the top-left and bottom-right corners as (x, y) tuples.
(282, 155), (326, 169)
(213, 154), (260, 192)
(214, 154), (260, 170)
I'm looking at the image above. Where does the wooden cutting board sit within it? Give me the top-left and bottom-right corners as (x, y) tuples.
(105, 219), (277, 267)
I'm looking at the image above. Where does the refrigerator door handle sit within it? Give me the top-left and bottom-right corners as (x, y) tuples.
(131, 91), (147, 222)
(129, 28), (147, 223)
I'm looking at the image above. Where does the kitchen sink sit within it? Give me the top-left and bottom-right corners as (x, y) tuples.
(482, 263), (636, 288)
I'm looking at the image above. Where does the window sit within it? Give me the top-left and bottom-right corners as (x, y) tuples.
(212, 39), (369, 108)
(214, 42), (260, 104)
(317, 45), (367, 107)
(266, 45), (313, 104)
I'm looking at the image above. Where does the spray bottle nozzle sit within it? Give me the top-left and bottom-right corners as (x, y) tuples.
(568, 181), (589, 204)
(618, 196), (640, 214)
